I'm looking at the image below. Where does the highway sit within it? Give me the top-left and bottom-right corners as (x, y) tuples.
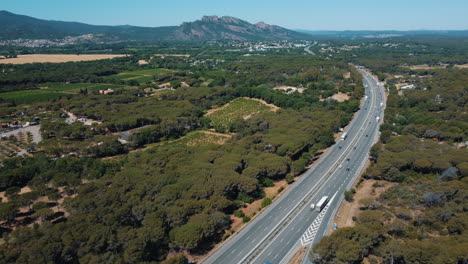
(202, 67), (385, 264)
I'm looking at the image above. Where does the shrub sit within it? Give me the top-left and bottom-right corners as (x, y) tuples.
(242, 216), (251, 223)
(261, 198), (272, 208)
(344, 190), (355, 202)
(420, 192), (444, 207)
(233, 210), (245, 218)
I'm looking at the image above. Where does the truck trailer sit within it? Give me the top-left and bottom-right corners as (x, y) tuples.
(315, 196), (329, 212)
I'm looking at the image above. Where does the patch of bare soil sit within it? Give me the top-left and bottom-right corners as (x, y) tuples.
(137, 60), (149, 65)
(395, 83), (409, 96)
(408, 64), (445, 70)
(332, 179), (395, 231)
(274, 85), (305, 94)
(343, 72), (351, 79)
(454, 63), (468, 69)
(0, 54), (127, 64)
(331, 92), (350, 102)
(288, 247), (307, 264)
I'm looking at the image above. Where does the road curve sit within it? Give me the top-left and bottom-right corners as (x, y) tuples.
(202, 67), (385, 264)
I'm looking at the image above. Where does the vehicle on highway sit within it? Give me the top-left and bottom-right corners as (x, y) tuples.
(310, 203), (315, 210)
(340, 132), (348, 141)
(376, 116), (380, 121)
(315, 196), (329, 212)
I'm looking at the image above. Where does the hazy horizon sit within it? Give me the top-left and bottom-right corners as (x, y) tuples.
(2, 0), (468, 31)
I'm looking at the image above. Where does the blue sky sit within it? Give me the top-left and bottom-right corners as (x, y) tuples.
(3, 0), (468, 30)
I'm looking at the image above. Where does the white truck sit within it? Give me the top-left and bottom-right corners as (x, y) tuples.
(340, 132), (348, 141)
(315, 196), (329, 212)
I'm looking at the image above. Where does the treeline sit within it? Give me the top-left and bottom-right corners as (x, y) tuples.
(0, 57), (139, 92)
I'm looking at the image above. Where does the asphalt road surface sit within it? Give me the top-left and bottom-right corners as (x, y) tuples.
(203, 67), (385, 264)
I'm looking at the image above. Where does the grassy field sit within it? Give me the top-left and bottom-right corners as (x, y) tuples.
(1, 83), (126, 104)
(207, 98), (276, 131)
(104, 68), (174, 83)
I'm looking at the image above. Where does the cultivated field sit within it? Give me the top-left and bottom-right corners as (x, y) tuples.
(0, 54), (127, 64)
(104, 68), (174, 83)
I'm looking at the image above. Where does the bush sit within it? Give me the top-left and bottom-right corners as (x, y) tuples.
(242, 216), (251, 223)
(261, 198), (272, 208)
(222, 233), (231, 241)
(233, 210), (245, 218)
(344, 190), (355, 202)
(262, 178), (274, 187)
(285, 174), (295, 184)
(420, 192), (444, 207)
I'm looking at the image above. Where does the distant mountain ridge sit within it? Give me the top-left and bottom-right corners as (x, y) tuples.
(0, 11), (310, 42)
(174, 15), (307, 41)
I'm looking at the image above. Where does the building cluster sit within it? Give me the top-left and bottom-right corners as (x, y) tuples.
(0, 34), (104, 47)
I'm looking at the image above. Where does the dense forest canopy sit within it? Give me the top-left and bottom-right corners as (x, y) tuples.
(0, 44), (365, 263)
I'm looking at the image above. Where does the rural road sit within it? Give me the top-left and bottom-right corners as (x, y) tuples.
(202, 67), (385, 264)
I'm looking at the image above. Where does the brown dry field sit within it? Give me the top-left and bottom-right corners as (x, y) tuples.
(0, 54), (127, 64)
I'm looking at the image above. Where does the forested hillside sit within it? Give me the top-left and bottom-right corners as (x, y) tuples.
(0, 47), (363, 262)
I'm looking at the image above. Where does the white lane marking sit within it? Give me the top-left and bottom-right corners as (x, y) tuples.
(300, 193), (337, 246)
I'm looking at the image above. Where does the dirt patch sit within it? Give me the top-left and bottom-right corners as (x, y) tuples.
(288, 247), (307, 264)
(454, 64), (468, 69)
(407, 64), (445, 70)
(274, 85), (305, 94)
(395, 83), (409, 96)
(0, 54), (127, 64)
(331, 92), (350, 102)
(343, 72), (351, 79)
(333, 179), (395, 230)
(138, 60), (149, 65)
